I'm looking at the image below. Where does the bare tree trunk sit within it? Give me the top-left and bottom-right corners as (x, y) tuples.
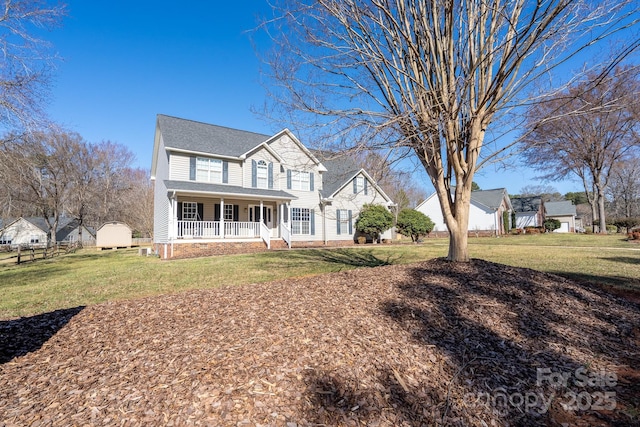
(596, 181), (608, 234)
(590, 200), (598, 233)
(447, 197), (471, 262)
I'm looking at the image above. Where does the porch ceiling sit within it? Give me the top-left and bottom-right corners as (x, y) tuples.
(164, 180), (297, 202)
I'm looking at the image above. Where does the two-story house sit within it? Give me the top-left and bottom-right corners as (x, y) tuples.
(151, 115), (394, 259)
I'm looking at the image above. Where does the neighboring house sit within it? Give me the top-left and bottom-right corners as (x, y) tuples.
(151, 114), (394, 259)
(96, 221), (133, 249)
(0, 217), (96, 246)
(510, 196), (544, 229)
(415, 188), (513, 236)
(545, 201), (577, 233)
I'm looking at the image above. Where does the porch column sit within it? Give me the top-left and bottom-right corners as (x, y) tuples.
(259, 200), (263, 225)
(220, 198), (225, 238)
(171, 196), (178, 240)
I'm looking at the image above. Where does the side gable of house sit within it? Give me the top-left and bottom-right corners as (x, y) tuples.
(416, 188), (511, 234)
(0, 217), (47, 245)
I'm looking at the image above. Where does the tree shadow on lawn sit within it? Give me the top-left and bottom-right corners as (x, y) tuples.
(0, 306), (84, 364)
(300, 259), (640, 426)
(600, 256), (640, 265)
(549, 270), (640, 305)
(0, 264), (69, 290)
(285, 248), (401, 269)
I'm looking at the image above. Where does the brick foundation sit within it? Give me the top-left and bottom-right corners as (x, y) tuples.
(155, 241), (269, 259)
(154, 238), (361, 259)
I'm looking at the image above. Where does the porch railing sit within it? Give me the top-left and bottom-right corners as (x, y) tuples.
(260, 222), (271, 249)
(224, 221), (260, 237)
(178, 221), (219, 238)
(281, 221), (291, 248)
(177, 221), (263, 239)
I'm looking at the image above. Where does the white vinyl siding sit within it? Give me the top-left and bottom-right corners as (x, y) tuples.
(169, 152), (190, 181)
(154, 136), (170, 243)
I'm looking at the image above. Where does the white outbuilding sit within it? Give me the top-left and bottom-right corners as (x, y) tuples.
(96, 222), (132, 249)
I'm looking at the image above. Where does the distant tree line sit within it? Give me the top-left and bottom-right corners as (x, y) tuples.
(521, 65), (640, 233)
(0, 129), (153, 244)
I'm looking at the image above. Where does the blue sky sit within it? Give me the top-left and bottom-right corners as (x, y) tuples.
(45, 1), (586, 196)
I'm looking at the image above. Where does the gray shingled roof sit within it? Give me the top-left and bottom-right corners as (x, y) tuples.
(471, 188), (508, 210)
(314, 152), (361, 198)
(165, 180), (296, 200)
(545, 201), (576, 216)
(510, 196), (542, 213)
(157, 114), (271, 157)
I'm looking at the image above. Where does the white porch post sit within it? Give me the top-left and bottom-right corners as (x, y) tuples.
(171, 196), (178, 240)
(259, 200), (263, 225)
(220, 198), (225, 238)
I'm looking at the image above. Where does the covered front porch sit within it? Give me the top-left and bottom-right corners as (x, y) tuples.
(168, 193), (294, 249)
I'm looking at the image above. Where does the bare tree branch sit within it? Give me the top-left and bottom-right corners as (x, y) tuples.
(258, 0), (639, 260)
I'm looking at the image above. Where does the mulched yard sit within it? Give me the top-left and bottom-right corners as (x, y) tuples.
(1, 258), (639, 426)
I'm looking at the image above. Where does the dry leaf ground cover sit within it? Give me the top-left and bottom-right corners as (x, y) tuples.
(1, 258), (639, 426)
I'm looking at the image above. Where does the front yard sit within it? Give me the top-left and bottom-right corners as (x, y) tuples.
(0, 234), (638, 319)
(1, 250), (638, 425)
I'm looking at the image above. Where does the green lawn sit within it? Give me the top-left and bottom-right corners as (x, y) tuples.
(1, 234), (638, 319)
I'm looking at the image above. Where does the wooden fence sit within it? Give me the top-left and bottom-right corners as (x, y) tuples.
(0, 242), (80, 265)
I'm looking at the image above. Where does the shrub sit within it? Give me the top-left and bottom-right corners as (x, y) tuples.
(543, 219), (561, 232)
(524, 226), (543, 234)
(354, 204), (394, 243)
(606, 224), (618, 234)
(612, 217), (640, 233)
(396, 209), (434, 243)
(628, 231), (640, 240)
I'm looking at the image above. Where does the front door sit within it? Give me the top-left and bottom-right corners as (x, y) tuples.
(249, 205), (273, 236)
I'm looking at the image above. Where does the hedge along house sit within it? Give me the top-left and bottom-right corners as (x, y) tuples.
(151, 115), (394, 259)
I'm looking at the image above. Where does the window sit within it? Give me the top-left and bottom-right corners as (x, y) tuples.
(291, 171), (310, 191)
(291, 208), (311, 235)
(182, 201), (199, 220)
(30, 236), (40, 244)
(224, 204), (234, 221)
(196, 157), (222, 183)
(337, 209), (351, 235)
(354, 176), (365, 193)
(287, 170), (313, 191)
(256, 160), (268, 189)
(0, 237), (11, 245)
